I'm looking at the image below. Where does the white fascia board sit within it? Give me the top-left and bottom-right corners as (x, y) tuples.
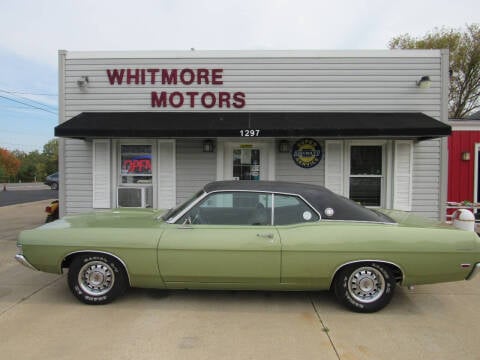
(450, 121), (480, 131)
(64, 49), (442, 60)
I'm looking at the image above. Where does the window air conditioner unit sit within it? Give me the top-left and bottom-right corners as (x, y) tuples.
(117, 187), (151, 208)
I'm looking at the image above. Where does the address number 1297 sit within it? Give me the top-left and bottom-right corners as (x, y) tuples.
(240, 129), (260, 137)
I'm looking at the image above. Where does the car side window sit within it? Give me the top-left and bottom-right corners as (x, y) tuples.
(179, 192), (272, 225)
(273, 194), (319, 225)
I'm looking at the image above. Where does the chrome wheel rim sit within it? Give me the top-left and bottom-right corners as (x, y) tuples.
(347, 266), (385, 304)
(78, 261), (115, 296)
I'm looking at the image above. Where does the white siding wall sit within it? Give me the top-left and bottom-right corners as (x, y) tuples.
(157, 140), (176, 209)
(64, 139), (92, 214)
(275, 140), (325, 186)
(61, 50), (445, 218)
(412, 139), (442, 219)
(63, 53), (441, 118)
(176, 140), (217, 205)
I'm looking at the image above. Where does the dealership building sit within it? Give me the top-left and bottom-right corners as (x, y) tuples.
(55, 50), (451, 219)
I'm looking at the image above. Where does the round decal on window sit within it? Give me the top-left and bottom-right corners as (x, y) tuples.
(324, 208), (335, 217)
(292, 138), (322, 168)
(303, 211), (313, 221)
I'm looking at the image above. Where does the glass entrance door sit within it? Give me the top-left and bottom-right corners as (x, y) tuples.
(222, 142), (273, 181)
(233, 147), (261, 180)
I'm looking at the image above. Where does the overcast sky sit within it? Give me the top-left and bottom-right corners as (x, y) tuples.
(0, 0), (479, 152)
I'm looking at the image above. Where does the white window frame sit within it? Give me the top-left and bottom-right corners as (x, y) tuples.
(344, 140), (387, 208)
(113, 140), (157, 208)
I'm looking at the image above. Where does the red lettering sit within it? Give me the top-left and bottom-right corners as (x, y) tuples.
(218, 92), (231, 108)
(162, 69), (177, 84)
(180, 69), (195, 85)
(106, 69), (125, 85)
(212, 69), (223, 85)
(201, 92), (216, 108)
(153, 91), (244, 109)
(127, 69), (140, 84)
(197, 68), (209, 84)
(141, 69), (146, 84)
(186, 92), (199, 107)
(147, 69), (159, 84)
(151, 91), (167, 107)
(233, 92), (246, 108)
(123, 160), (132, 172)
(123, 159), (152, 173)
(169, 92), (184, 108)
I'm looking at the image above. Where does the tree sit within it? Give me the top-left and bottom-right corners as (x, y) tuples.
(0, 148), (21, 181)
(389, 24), (480, 119)
(7, 140), (59, 182)
(17, 150), (43, 182)
(42, 139), (58, 175)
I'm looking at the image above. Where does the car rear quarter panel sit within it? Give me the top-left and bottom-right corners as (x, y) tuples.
(278, 221), (480, 288)
(19, 227), (167, 289)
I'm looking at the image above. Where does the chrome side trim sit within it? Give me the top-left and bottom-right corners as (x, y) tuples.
(466, 263), (480, 280)
(14, 254), (38, 271)
(330, 259), (405, 286)
(321, 219), (398, 226)
(62, 250), (132, 286)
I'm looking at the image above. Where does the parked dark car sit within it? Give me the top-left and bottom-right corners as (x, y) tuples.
(44, 172), (58, 190)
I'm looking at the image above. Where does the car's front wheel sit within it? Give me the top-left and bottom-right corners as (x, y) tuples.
(50, 182), (58, 190)
(68, 254), (128, 305)
(334, 262), (395, 313)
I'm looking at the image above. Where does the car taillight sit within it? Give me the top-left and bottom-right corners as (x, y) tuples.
(45, 206), (52, 213)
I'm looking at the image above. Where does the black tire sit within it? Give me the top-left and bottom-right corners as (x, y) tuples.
(68, 253), (128, 305)
(334, 262), (395, 313)
(45, 215), (55, 223)
(51, 182), (58, 190)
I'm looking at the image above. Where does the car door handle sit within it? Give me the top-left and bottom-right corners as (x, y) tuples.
(257, 233), (274, 239)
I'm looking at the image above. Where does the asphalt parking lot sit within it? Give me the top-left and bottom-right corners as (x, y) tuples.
(0, 183), (56, 206)
(1, 201), (480, 360)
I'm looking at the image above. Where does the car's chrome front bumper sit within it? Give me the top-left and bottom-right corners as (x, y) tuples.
(14, 254), (38, 271)
(466, 263), (480, 280)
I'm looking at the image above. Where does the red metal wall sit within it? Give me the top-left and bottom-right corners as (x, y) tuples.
(448, 130), (480, 202)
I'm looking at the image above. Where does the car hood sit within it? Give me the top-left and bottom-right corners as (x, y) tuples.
(40, 208), (168, 229)
(377, 209), (452, 229)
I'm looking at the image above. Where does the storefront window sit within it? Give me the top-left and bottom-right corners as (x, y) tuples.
(120, 145), (152, 184)
(233, 148), (260, 180)
(349, 145), (383, 206)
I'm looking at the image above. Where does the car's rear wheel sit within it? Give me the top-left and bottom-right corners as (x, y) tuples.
(68, 254), (128, 305)
(50, 182), (58, 190)
(334, 262), (395, 313)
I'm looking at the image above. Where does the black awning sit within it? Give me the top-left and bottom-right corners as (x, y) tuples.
(55, 112), (451, 140)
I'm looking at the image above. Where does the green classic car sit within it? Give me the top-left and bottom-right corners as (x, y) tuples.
(16, 181), (480, 312)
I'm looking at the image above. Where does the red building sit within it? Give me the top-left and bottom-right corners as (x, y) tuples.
(448, 117), (480, 206)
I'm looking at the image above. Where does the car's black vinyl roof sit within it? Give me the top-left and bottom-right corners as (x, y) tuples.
(203, 181), (394, 223)
(204, 180), (330, 195)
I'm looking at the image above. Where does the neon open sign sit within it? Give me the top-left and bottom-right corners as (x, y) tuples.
(122, 157), (152, 174)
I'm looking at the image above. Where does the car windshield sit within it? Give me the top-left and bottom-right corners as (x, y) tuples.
(161, 189), (205, 221)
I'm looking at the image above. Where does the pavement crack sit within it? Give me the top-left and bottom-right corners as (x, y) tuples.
(310, 295), (341, 360)
(0, 275), (64, 317)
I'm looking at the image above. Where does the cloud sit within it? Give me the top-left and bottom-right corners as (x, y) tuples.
(1, 0), (479, 69)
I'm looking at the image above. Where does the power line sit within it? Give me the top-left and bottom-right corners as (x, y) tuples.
(0, 95), (57, 115)
(0, 89), (57, 110)
(4, 91), (57, 97)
